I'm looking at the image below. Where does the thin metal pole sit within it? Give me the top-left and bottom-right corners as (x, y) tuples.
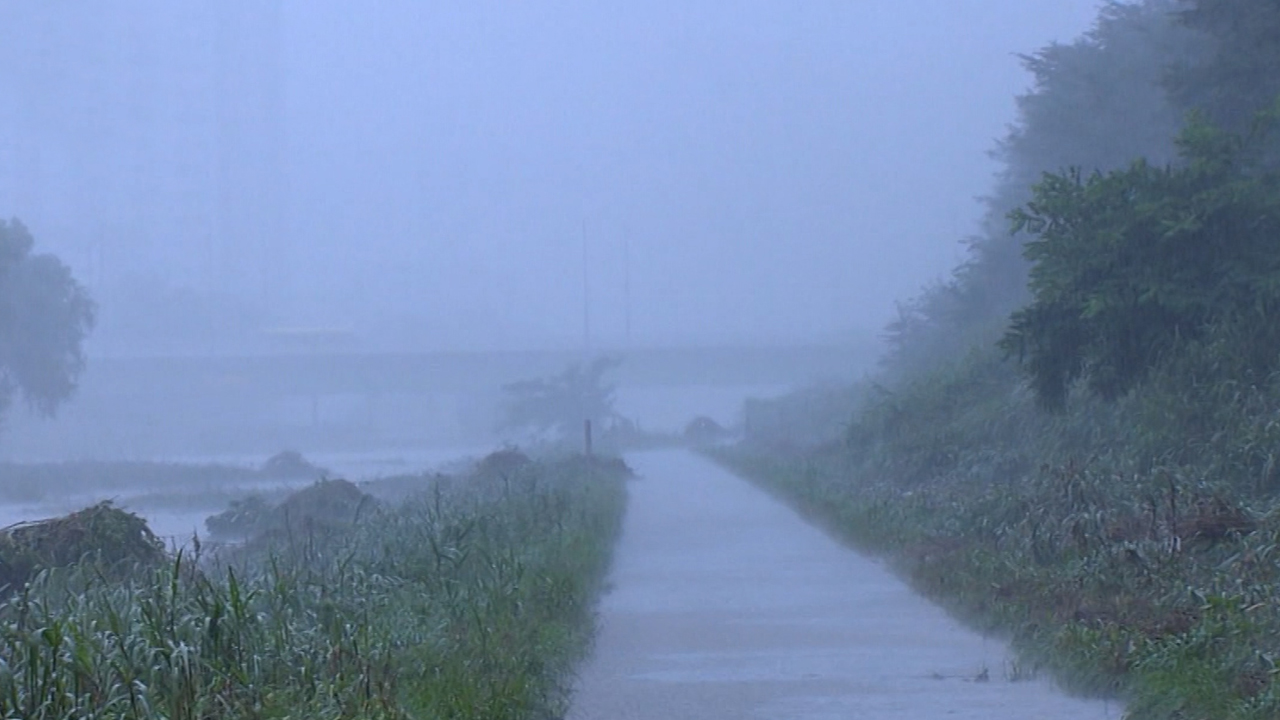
(624, 228), (632, 347)
(581, 220), (593, 453)
(582, 219), (591, 357)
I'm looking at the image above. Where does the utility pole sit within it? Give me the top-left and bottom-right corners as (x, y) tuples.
(623, 226), (632, 348)
(581, 219), (593, 457)
(582, 219), (591, 358)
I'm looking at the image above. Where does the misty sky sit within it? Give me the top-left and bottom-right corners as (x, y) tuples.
(1, 1), (1102, 352)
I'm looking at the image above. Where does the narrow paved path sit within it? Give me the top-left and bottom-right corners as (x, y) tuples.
(568, 450), (1122, 719)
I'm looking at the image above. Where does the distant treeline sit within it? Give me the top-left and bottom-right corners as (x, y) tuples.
(883, 0), (1279, 385)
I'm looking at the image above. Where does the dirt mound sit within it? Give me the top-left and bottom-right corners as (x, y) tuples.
(474, 448), (533, 478)
(206, 479), (374, 541)
(684, 416), (729, 443)
(0, 502), (165, 590)
(260, 450), (328, 479)
(278, 479), (372, 528)
(204, 495), (274, 540)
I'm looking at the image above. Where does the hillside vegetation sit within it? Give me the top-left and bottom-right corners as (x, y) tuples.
(732, 2), (1280, 717)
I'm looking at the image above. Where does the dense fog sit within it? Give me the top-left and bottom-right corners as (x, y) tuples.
(11, 3), (1272, 717)
(0, 1), (1095, 355)
(0, 1), (1101, 459)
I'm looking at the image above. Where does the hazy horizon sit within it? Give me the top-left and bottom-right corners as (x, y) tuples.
(0, 1), (1101, 354)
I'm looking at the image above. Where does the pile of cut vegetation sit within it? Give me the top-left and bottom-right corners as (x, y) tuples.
(205, 478), (374, 541)
(684, 415), (729, 444)
(0, 502), (165, 591)
(472, 446), (533, 478)
(259, 449), (329, 479)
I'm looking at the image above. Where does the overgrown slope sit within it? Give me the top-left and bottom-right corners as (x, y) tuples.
(727, 343), (1280, 717)
(733, 1), (1280, 717)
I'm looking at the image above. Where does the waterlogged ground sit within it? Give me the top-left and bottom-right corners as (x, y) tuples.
(569, 450), (1123, 719)
(0, 446), (486, 545)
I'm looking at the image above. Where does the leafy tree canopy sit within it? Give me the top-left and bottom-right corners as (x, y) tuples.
(883, 1), (1196, 379)
(1002, 107), (1280, 409)
(499, 356), (623, 442)
(1171, 0), (1280, 133)
(0, 219), (95, 418)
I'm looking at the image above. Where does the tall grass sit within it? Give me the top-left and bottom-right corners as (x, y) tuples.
(0, 455), (628, 720)
(722, 344), (1280, 719)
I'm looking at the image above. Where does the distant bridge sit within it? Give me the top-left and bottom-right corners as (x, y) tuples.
(4, 344), (875, 459)
(87, 344), (873, 397)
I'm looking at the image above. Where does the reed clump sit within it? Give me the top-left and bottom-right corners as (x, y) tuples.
(0, 453), (628, 720)
(205, 478), (373, 542)
(0, 502), (165, 592)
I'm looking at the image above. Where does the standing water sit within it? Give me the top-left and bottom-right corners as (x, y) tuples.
(569, 450), (1122, 719)
(0, 447), (487, 547)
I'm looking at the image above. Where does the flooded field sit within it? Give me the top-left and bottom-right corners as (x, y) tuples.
(0, 381), (789, 545)
(0, 446), (487, 546)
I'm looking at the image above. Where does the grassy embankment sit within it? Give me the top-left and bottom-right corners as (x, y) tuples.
(722, 345), (1280, 720)
(0, 453), (628, 720)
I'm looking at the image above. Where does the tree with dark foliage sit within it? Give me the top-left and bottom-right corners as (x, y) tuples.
(882, 1), (1198, 380)
(499, 356), (622, 442)
(1003, 110), (1280, 409)
(1170, 0), (1280, 134)
(0, 219), (95, 420)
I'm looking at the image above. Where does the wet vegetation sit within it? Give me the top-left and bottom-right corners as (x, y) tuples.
(730, 2), (1280, 718)
(203, 478), (372, 542)
(0, 219), (95, 424)
(0, 453), (628, 719)
(0, 503), (165, 591)
(6, 1), (1279, 717)
(499, 357), (680, 454)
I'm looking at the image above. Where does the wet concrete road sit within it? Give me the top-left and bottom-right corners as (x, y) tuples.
(567, 450), (1122, 720)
